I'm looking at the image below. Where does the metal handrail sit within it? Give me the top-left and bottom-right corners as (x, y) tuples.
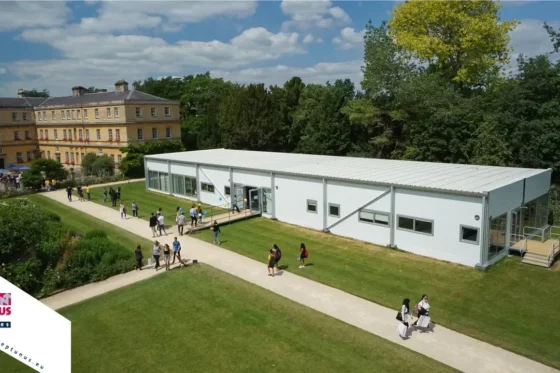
(550, 226), (560, 240)
(523, 226), (549, 242)
(510, 234), (528, 256)
(548, 238), (560, 267)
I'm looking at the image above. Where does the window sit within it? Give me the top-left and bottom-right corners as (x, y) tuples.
(137, 128), (144, 140)
(201, 183), (215, 193)
(13, 131), (20, 140)
(16, 152), (23, 163)
(397, 216), (433, 235)
(77, 109), (81, 119)
(61, 110), (66, 120)
(44, 130), (48, 139)
(115, 129), (120, 141)
(76, 152), (80, 163)
(96, 129), (101, 141)
(25, 130), (31, 140)
(78, 129), (83, 140)
(108, 129), (113, 141)
(106, 108), (111, 118)
(27, 151), (33, 161)
(55, 146), (59, 152)
(22, 112), (28, 121)
(69, 130), (73, 140)
(66, 110), (70, 119)
(47, 151), (51, 159)
(12, 112), (18, 121)
(225, 186), (231, 196)
(135, 107), (142, 117)
(460, 225), (479, 244)
(85, 129), (89, 140)
(63, 129), (67, 139)
(165, 107), (171, 117)
(165, 127), (171, 138)
(37, 112), (41, 121)
(81, 153), (85, 160)
(70, 153), (75, 163)
(151, 107), (157, 117)
(64, 152), (69, 162)
(52, 111), (55, 120)
(307, 199), (317, 213)
(98, 148), (103, 156)
(40, 130), (44, 138)
(117, 154), (122, 163)
(71, 110), (75, 119)
(42, 111), (46, 120)
(114, 107), (119, 118)
(361, 210), (390, 226)
(328, 203), (340, 217)
(54, 129), (58, 140)
(152, 128), (158, 139)
(110, 154), (115, 163)
(95, 109), (99, 119)
(171, 174), (197, 197)
(148, 170), (169, 192)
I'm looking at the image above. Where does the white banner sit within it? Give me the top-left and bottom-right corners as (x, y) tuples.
(0, 277), (71, 373)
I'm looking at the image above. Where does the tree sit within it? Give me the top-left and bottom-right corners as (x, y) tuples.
(85, 86), (107, 93)
(120, 141), (184, 177)
(81, 153), (98, 176)
(27, 158), (67, 181)
(389, 0), (517, 87)
(91, 155), (114, 176)
(21, 89), (49, 97)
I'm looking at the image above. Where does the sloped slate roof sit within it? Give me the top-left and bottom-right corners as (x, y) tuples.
(37, 90), (174, 108)
(146, 148), (551, 195)
(0, 97), (48, 108)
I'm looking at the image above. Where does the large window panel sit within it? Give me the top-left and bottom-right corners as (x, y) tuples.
(358, 209), (390, 227)
(397, 216), (433, 235)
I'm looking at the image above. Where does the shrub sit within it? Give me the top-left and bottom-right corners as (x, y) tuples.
(21, 169), (44, 190)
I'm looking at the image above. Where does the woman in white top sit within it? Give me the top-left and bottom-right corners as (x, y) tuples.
(413, 294), (432, 332)
(397, 298), (410, 339)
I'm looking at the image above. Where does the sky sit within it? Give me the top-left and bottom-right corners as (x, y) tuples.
(0, 0), (559, 97)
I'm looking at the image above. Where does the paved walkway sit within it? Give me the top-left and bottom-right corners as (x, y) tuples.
(40, 190), (557, 373)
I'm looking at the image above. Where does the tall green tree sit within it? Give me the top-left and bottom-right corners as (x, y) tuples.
(21, 89), (49, 97)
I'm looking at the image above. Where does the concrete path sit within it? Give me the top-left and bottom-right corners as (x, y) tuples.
(40, 189), (557, 373)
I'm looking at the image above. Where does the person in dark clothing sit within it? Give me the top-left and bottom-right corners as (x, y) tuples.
(149, 213), (158, 237)
(211, 221), (221, 244)
(135, 245), (143, 270)
(116, 186), (121, 200)
(273, 244), (282, 269)
(231, 195), (240, 213)
(66, 186), (73, 202)
(111, 189), (117, 207)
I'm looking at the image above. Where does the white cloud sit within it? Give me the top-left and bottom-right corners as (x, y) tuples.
(0, 68), (6, 75)
(281, 0), (351, 30)
(509, 19), (558, 58)
(211, 60), (363, 87)
(332, 27), (365, 50)
(303, 34), (314, 44)
(77, 1), (258, 33)
(0, 2), (71, 31)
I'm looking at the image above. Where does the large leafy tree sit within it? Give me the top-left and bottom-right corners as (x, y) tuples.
(120, 141), (184, 177)
(389, 0), (517, 87)
(21, 89), (50, 97)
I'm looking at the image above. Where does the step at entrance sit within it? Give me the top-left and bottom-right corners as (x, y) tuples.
(521, 252), (550, 268)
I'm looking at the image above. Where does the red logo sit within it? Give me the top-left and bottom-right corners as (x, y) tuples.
(0, 293), (11, 316)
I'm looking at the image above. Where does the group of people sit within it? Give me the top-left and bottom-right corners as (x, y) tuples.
(103, 186), (121, 206)
(0, 173), (22, 190)
(397, 294), (433, 339)
(267, 243), (309, 276)
(134, 237), (188, 272)
(149, 208), (167, 237)
(65, 185), (91, 202)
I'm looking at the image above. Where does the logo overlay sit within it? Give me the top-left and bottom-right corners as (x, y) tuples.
(0, 277), (70, 373)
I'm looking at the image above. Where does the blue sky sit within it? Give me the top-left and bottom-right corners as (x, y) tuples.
(0, 1), (559, 96)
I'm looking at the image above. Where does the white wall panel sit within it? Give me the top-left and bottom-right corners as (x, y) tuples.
(170, 163), (196, 177)
(199, 165), (230, 206)
(275, 174), (323, 230)
(232, 169), (270, 188)
(146, 160), (168, 173)
(488, 180), (523, 218)
(524, 171), (551, 203)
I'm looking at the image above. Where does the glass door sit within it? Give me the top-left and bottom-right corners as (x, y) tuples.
(510, 208), (522, 246)
(249, 188), (261, 213)
(234, 184), (245, 209)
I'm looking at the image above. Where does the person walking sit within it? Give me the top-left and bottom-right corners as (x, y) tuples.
(149, 213), (158, 237)
(197, 204), (203, 224)
(189, 205), (197, 227)
(152, 241), (161, 270)
(211, 221), (221, 244)
(163, 244), (171, 271)
(102, 188), (108, 203)
(77, 186), (84, 202)
(157, 213), (167, 236)
(157, 207), (162, 217)
(273, 244), (282, 270)
(412, 294), (433, 333)
(86, 185), (91, 201)
(172, 237), (186, 267)
(176, 210), (186, 236)
(267, 248), (276, 277)
(45, 179), (50, 191)
(66, 185), (73, 202)
(135, 245), (143, 270)
(120, 201), (127, 219)
(131, 200), (138, 218)
(397, 298), (410, 339)
(298, 243), (309, 268)
(51, 178), (56, 191)
(110, 188), (117, 207)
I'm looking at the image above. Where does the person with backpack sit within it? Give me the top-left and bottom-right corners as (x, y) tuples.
(149, 213), (158, 237)
(273, 244), (282, 270)
(298, 243), (309, 268)
(412, 294), (433, 333)
(396, 298), (410, 339)
(267, 248), (276, 277)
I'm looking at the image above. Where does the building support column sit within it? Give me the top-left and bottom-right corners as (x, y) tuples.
(505, 210), (512, 252)
(229, 167), (234, 210)
(144, 157), (149, 190)
(478, 195), (489, 269)
(322, 178), (328, 232)
(196, 164), (201, 202)
(390, 186), (396, 247)
(167, 160), (172, 195)
(271, 172), (276, 219)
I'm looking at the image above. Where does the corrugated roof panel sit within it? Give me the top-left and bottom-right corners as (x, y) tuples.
(145, 149), (549, 194)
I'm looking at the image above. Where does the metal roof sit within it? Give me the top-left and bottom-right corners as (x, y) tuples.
(145, 149), (550, 195)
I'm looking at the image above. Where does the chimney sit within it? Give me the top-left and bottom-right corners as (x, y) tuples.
(17, 88), (23, 98)
(114, 79), (129, 92)
(72, 86), (86, 97)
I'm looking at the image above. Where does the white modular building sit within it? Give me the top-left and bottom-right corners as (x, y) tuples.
(144, 149), (552, 268)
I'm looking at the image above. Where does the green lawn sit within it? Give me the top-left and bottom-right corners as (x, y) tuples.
(28, 194), (153, 259)
(0, 265), (454, 373)
(191, 218), (560, 369)
(90, 181), (227, 223)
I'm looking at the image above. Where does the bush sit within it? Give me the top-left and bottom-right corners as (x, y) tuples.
(21, 169), (44, 190)
(85, 229), (108, 239)
(29, 158), (68, 181)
